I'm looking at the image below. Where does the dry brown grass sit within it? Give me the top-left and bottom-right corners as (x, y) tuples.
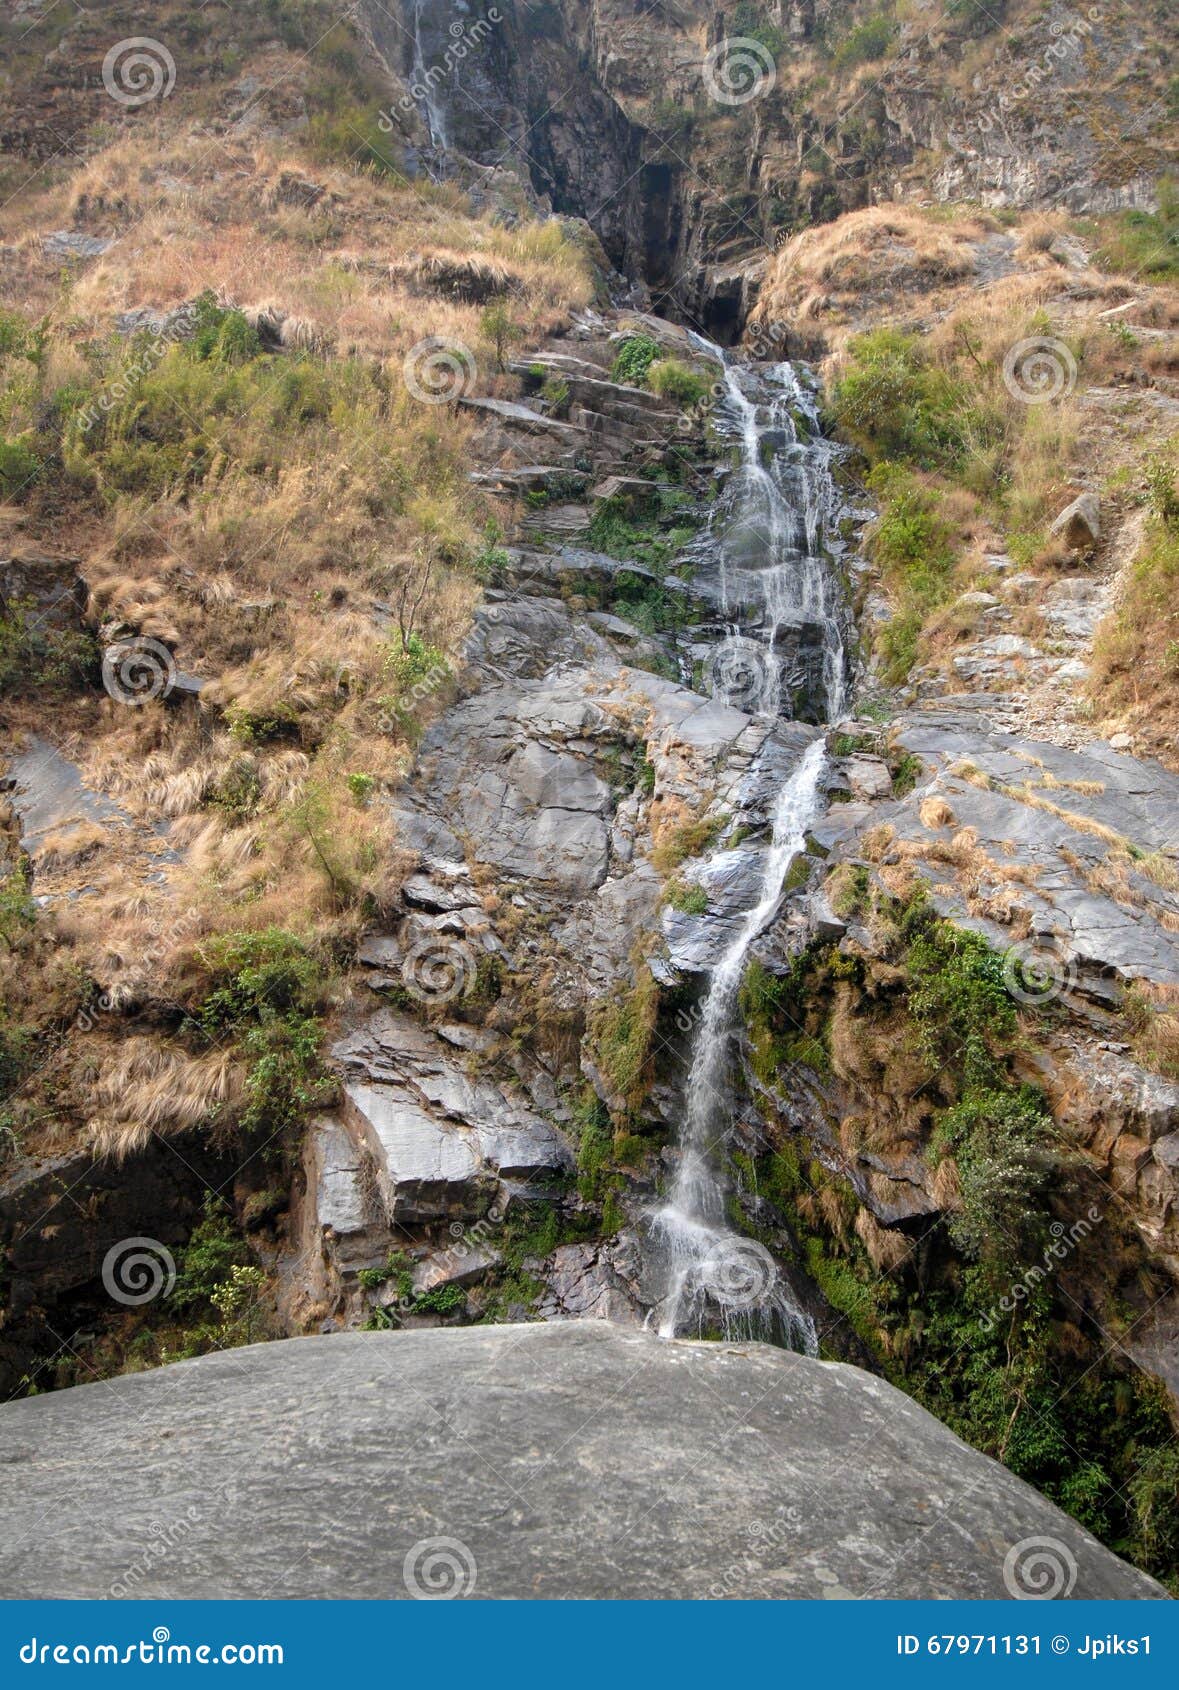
(34, 820), (113, 870)
(85, 1038), (244, 1160)
(752, 206), (988, 336)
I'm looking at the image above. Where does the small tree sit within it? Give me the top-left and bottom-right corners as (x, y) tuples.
(480, 301), (525, 372)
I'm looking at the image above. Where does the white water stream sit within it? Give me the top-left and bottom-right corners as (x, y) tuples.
(411, 0), (451, 152)
(649, 346), (853, 1350)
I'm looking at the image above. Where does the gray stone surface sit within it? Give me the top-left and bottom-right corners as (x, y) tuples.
(823, 711), (1179, 994)
(331, 1007), (572, 1226)
(0, 1324), (1164, 1600)
(4, 735), (132, 855)
(1050, 491), (1101, 549)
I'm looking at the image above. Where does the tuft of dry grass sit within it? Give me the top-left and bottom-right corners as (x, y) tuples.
(85, 1039), (244, 1160)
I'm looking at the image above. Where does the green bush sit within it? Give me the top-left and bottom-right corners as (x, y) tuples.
(1095, 181), (1179, 285)
(647, 357), (710, 409)
(665, 877), (709, 915)
(169, 1193), (254, 1312)
(866, 466), (959, 681)
(0, 436), (41, 500)
(831, 13), (898, 69)
(903, 900), (1016, 1084)
(611, 335), (661, 387)
(194, 929), (329, 1138)
(831, 330), (983, 468)
(931, 1087), (1055, 1268)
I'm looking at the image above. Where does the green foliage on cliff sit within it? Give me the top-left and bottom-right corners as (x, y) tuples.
(831, 329), (996, 470)
(611, 335), (661, 387)
(1092, 179), (1179, 284)
(739, 882), (1179, 1586)
(194, 928), (332, 1138)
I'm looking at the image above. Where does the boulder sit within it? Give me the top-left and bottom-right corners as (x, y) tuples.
(1050, 492), (1101, 551)
(0, 1324), (1163, 1600)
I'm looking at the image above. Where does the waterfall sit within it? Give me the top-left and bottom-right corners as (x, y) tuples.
(411, 0), (450, 153)
(709, 356), (849, 724)
(650, 739), (826, 1349)
(648, 343), (853, 1350)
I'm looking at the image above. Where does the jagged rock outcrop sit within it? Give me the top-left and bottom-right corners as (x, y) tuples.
(357, 0), (1171, 333)
(0, 1323), (1165, 1600)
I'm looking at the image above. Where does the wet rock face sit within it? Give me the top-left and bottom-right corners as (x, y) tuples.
(0, 1323), (1165, 1600)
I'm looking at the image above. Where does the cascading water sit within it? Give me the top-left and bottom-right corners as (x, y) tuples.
(648, 344), (853, 1351)
(411, 0), (451, 153)
(701, 348), (850, 725)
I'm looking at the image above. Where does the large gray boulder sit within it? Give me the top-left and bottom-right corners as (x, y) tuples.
(0, 1324), (1164, 1600)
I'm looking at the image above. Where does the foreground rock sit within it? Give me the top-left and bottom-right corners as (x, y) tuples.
(0, 1324), (1164, 1600)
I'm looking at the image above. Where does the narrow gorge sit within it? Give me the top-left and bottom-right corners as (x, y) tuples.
(0, 0), (1176, 1601)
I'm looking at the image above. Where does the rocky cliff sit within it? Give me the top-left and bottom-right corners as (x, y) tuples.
(0, 0), (1177, 1598)
(358, 0), (1173, 334)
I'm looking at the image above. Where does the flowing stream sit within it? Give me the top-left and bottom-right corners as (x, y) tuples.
(649, 345), (852, 1350)
(411, 0), (451, 152)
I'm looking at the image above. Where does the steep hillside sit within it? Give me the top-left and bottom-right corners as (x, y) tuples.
(0, 0), (1177, 1597)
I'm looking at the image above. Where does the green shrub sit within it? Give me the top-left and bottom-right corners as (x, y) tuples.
(194, 929), (329, 1137)
(866, 466), (959, 681)
(587, 967), (659, 1116)
(0, 436), (41, 500)
(831, 330), (983, 468)
(611, 335), (661, 387)
(831, 13), (898, 69)
(1094, 181), (1179, 284)
(931, 1086), (1055, 1268)
(647, 357), (710, 409)
(307, 100), (404, 178)
(169, 1193), (254, 1312)
(904, 901), (1016, 1084)
(664, 877), (709, 915)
